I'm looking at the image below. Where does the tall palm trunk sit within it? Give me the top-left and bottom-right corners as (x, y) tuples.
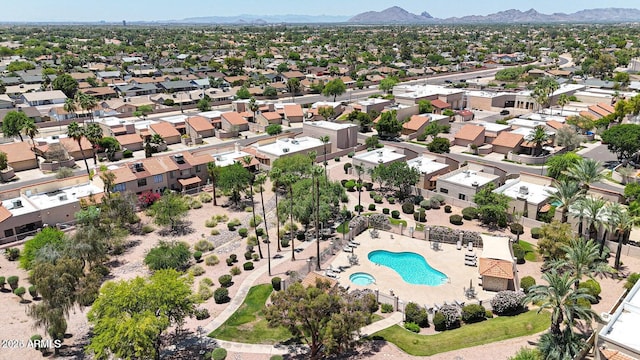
(615, 230), (625, 270)
(259, 184), (271, 275)
(275, 190), (281, 252)
(315, 174), (320, 270)
(599, 228), (608, 256)
(250, 181), (263, 259)
(212, 185), (217, 206)
(289, 184), (295, 261)
(78, 140), (90, 176)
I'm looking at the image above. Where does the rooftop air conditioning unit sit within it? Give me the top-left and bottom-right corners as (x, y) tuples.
(472, 181), (479, 187)
(58, 195), (68, 201)
(282, 148), (289, 153)
(13, 200), (22, 208)
(134, 162), (144, 172)
(174, 153), (185, 163)
(519, 186), (529, 195)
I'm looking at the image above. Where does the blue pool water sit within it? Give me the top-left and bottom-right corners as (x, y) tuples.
(350, 272), (376, 286)
(551, 200), (561, 207)
(368, 250), (448, 286)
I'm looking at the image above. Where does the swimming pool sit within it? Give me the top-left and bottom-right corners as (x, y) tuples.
(368, 250), (447, 286)
(350, 272), (376, 286)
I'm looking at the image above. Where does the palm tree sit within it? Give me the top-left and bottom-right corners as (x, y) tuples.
(311, 165), (324, 271)
(206, 162), (220, 206)
(549, 238), (614, 288)
(63, 98), (77, 119)
(84, 123), (103, 165)
(75, 93), (97, 121)
(67, 121), (90, 176)
(255, 173), (271, 275)
(319, 135), (330, 177)
(566, 158), (603, 190)
(525, 125), (549, 156)
(610, 204), (640, 269)
(354, 163), (365, 215)
(537, 328), (587, 360)
(557, 94), (569, 116)
(547, 180), (583, 223)
(22, 119), (39, 163)
(269, 168), (283, 252)
(579, 196), (608, 242)
(569, 199), (588, 237)
(526, 271), (598, 337)
(286, 78), (300, 103)
(283, 173), (298, 261)
(248, 175), (263, 259)
(248, 97), (259, 123)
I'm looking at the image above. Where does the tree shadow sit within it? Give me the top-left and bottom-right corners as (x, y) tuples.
(159, 221), (194, 237)
(162, 328), (217, 360)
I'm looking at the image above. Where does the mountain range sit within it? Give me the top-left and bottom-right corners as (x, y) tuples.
(167, 6), (640, 25)
(348, 6), (640, 24)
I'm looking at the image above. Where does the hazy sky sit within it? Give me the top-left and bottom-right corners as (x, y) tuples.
(1, 0), (638, 22)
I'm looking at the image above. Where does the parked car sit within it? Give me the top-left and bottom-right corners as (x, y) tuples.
(500, 110), (510, 116)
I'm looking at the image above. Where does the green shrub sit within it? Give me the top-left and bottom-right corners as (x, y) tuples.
(347, 151), (355, 158)
(520, 276), (536, 293)
(413, 209), (426, 222)
(387, 197), (396, 204)
(256, 228), (265, 237)
(205, 255), (219, 266)
(20, 227), (65, 270)
(197, 285), (213, 301)
(194, 239), (215, 252)
(344, 180), (356, 191)
(625, 273), (640, 290)
(226, 258), (234, 266)
(249, 215), (263, 228)
(238, 228), (248, 237)
(531, 227), (541, 239)
(205, 218), (218, 228)
(7, 276), (19, 290)
(243, 262), (254, 271)
(419, 200), (430, 209)
(402, 202), (414, 214)
(368, 204), (376, 211)
(485, 309), (494, 318)
(382, 208), (390, 215)
(212, 347), (228, 360)
(201, 278), (214, 287)
(449, 214), (463, 225)
(28, 285), (37, 299)
(195, 308), (210, 320)
(510, 223), (524, 235)
(391, 210), (400, 219)
(190, 265), (205, 277)
(230, 266), (242, 276)
(404, 322), (420, 333)
(580, 279), (601, 302)
(227, 223), (237, 231)
(354, 205), (364, 212)
(430, 198), (441, 209)
(380, 303), (394, 313)
(194, 251), (203, 262)
(122, 149), (133, 158)
(244, 251), (253, 260)
(191, 200), (202, 209)
(334, 157), (340, 162)
(142, 224), (155, 234)
(210, 229), (220, 236)
(252, 253), (260, 261)
(512, 244), (525, 264)
(4, 247), (19, 261)
(405, 302), (429, 328)
(444, 205), (452, 213)
(461, 304), (486, 324)
(144, 241), (191, 271)
(272, 277), (282, 291)
(280, 238), (290, 248)
(0, 276), (5, 289)
(462, 207), (478, 220)
(374, 196), (383, 204)
(214, 288), (229, 304)
(433, 312), (446, 331)
(219, 275), (233, 287)
(199, 193), (213, 203)
(13, 286), (26, 300)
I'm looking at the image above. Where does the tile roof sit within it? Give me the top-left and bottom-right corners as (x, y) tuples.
(545, 120), (566, 130)
(60, 137), (92, 154)
(262, 112), (282, 121)
(600, 349), (637, 360)
(479, 258), (514, 279)
(491, 132), (524, 148)
(0, 204), (12, 222)
(431, 99), (451, 109)
(588, 105), (610, 117)
(186, 116), (214, 132)
(222, 112), (248, 126)
(403, 115), (429, 131)
(110, 166), (136, 184)
(284, 104), (304, 118)
(149, 122), (181, 138)
(115, 133), (143, 146)
(455, 124), (485, 141)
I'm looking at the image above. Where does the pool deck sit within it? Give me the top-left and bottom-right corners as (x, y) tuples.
(327, 230), (494, 308)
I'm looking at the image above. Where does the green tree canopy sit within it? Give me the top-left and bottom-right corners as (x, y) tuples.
(322, 78), (346, 102)
(374, 110), (402, 139)
(545, 152), (581, 180)
(148, 191), (190, 232)
(20, 227), (65, 270)
(418, 100), (433, 114)
(52, 73), (79, 98)
(217, 162), (253, 206)
(266, 124), (283, 136)
(87, 269), (196, 360)
(236, 86), (251, 99)
(378, 76), (399, 94)
(2, 110), (28, 141)
(601, 124), (640, 162)
(427, 136), (451, 153)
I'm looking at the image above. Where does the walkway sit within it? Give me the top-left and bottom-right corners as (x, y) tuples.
(360, 312), (404, 337)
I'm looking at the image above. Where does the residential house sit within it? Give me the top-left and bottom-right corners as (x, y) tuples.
(302, 120), (358, 152)
(0, 94), (14, 109)
(96, 71), (122, 80)
(0, 142), (37, 171)
(407, 154), (455, 191)
(352, 147), (407, 173)
(478, 235), (518, 292)
(220, 111), (249, 137)
(115, 83), (159, 97)
(95, 117), (136, 136)
(80, 87), (117, 100)
(283, 104), (304, 124)
(436, 166), (501, 202)
(185, 116), (215, 141)
(252, 137), (326, 167)
(493, 172), (557, 219)
(402, 115), (430, 136)
(596, 279), (640, 360)
(454, 124), (485, 147)
(115, 133), (144, 152)
(491, 132), (524, 155)
(279, 71), (306, 82)
(149, 122), (181, 145)
(430, 99), (452, 115)
(60, 136), (94, 161)
(158, 80), (196, 93)
(21, 90), (67, 106)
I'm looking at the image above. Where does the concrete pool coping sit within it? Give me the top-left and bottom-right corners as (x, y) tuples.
(326, 230), (496, 307)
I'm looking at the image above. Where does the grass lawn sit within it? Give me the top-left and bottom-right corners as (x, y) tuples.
(337, 220), (350, 234)
(370, 310), (550, 356)
(388, 217), (408, 227)
(519, 240), (540, 262)
(209, 284), (292, 344)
